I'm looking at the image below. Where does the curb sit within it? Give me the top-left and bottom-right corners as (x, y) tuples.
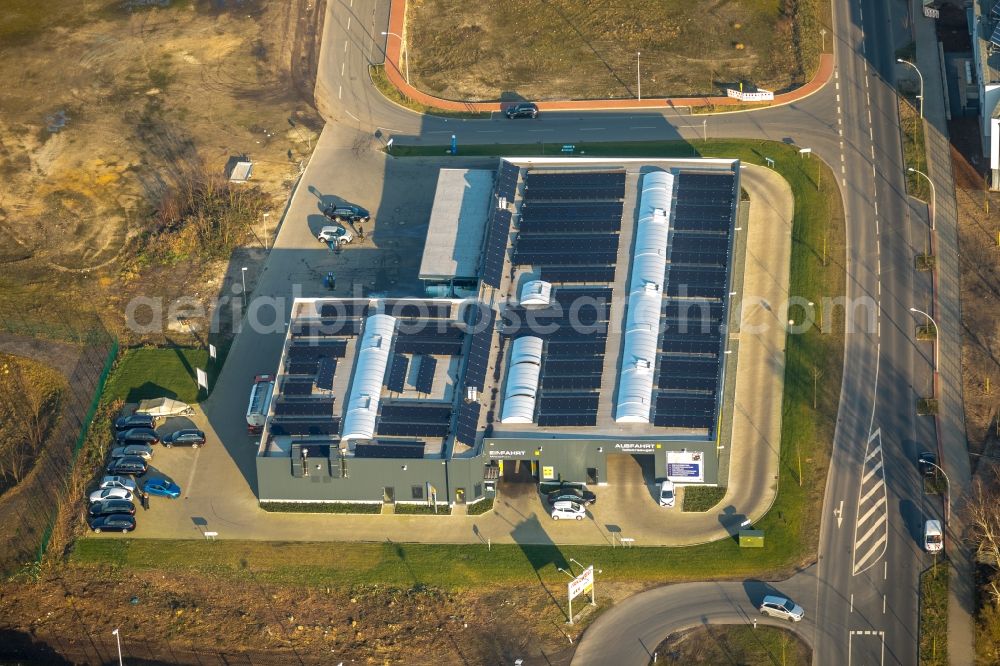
(383, 0), (834, 115)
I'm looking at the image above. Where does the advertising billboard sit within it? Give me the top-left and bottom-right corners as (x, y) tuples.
(666, 451), (704, 483)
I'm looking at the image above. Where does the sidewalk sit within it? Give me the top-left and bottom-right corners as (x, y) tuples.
(911, 1), (976, 663)
(382, 0), (833, 113)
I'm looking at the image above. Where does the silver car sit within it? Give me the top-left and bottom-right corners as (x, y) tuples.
(99, 475), (138, 493)
(110, 443), (154, 460)
(759, 595), (805, 622)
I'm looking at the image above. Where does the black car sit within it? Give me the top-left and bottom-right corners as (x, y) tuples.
(114, 413), (156, 432)
(162, 429), (206, 448)
(505, 102), (539, 119)
(106, 455), (148, 476)
(88, 499), (136, 517)
(115, 427), (161, 445)
(324, 204), (370, 223)
(918, 451), (938, 477)
(88, 514), (136, 533)
(546, 487), (597, 506)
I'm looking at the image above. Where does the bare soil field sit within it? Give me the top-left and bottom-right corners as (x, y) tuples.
(0, 566), (654, 664)
(948, 118), (1000, 462)
(0, 0), (323, 335)
(404, 0), (827, 101)
(653, 624), (811, 664)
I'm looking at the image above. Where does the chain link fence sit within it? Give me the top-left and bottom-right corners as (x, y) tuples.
(0, 309), (117, 576)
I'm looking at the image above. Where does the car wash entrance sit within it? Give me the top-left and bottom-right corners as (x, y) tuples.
(499, 459), (537, 483)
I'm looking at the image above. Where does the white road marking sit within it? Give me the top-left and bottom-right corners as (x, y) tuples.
(874, 201), (878, 216)
(837, 94), (841, 102)
(884, 562), (888, 580)
(883, 594), (887, 614)
(836, 499), (845, 528)
(579, 127), (605, 131)
(183, 449), (200, 499)
(341, 62), (345, 76)
(842, 165), (846, 174)
(338, 85), (342, 99)
(344, 40), (348, 53)
(344, 109), (360, 122)
(857, 494), (886, 525)
(347, 16), (351, 30)
(850, 594), (854, 612)
(868, 109), (872, 124)
(871, 146), (875, 159)
(836, 82), (840, 90)
(862, 459), (884, 485)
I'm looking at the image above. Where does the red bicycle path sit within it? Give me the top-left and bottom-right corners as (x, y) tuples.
(383, 1), (834, 114)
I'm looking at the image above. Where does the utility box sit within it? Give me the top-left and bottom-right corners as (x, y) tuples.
(739, 529), (765, 548)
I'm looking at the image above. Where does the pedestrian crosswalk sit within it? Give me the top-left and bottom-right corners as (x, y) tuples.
(853, 428), (887, 576)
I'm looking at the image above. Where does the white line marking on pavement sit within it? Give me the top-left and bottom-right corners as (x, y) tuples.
(347, 16), (351, 30)
(874, 201), (878, 216)
(859, 475), (884, 507)
(871, 145), (875, 159)
(850, 594), (854, 612)
(341, 62), (345, 76)
(842, 178), (846, 187)
(344, 40), (348, 53)
(836, 499), (845, 528)
(870, 127), (874, 140)
(344, 109), (360, 122)
(857, 494), (886, 525)
(183, 449), (200, 500)
(868, 109), (872, 123)
(579, 127), (605, 131)
(883, 595), (887, 614)
(841, 154), (845, 161)
(338, 85), (342, 99)
(862, 459), (884, 485)
(877, 258), (880, 275)
(837, 94), (841, 103)
(884, 561), (888, 580)
(854, 531), (888, 572)
(842, 165), (846, 174)
(836, 82), (840, 90)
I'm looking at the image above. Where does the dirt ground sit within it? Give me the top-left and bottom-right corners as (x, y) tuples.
(0, 566), (653, 664)
(0, 0), (324, 338)
(948, 117), (1000, 463)
(405, 0), (825, 101)
(652, 624), (811, 664)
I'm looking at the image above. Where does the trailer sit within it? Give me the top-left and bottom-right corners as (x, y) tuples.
(246, 374), (274, 434)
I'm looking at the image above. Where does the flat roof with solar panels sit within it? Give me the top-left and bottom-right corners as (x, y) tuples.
(256, 156), (742, 502)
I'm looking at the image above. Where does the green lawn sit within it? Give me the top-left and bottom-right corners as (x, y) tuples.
(920, 558), (949, 665)
(683, 486), (728, 512)
(73, 139), (846, 589)
(103, 346), (224, 405)
(653, 624), (811, 665)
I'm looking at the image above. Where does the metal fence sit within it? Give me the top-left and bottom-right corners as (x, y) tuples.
(0, 311), (117, 575)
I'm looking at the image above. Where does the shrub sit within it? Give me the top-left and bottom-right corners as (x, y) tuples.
(260, 501), (381, 514)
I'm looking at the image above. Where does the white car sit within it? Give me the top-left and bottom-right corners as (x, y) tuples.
(658, 480), (676, 508)
(759, 595), (805, 622)
(550, 500), (586, 521)
(110, 444), (154, 460)
(89, 487), (134, 504)
(317, 224), (353, 245)
(924, 520), (943, 552)
(99, 476), (138, 493)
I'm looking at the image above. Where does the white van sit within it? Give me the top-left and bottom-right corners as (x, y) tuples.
(924, 520), (943, 552)
(550, 501), (586, 521)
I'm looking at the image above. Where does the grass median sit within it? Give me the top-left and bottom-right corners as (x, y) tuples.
(72, 139), (845, 588)
(920, 559), (949, 665)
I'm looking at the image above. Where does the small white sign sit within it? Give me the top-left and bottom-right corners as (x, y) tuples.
(209, 344), (217, 360)
(568, 565), (594, 601)
(196, 368), (209, 390)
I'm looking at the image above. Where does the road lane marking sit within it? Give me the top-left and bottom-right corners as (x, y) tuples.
(850, 594), (854, 612)
(344, 109), (360, 122)
(344, 40), (348, 53)
(853, 427), (889, 575)
(579, 127), (606, 131)
(837, 94), (841, 102)
(883, 595), (887, 614)
(347, 16), (351, 30)
(835, 499), (845, 528)
(338, 85), (342, 99)
(884, 562), (888, 580)
(857, 494), (886, 525)
(341, 62), (345, 76)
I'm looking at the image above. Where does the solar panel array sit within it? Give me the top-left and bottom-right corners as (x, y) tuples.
(315, 358), (337, 391)
(394, 325), (466, 355)
(270, 419), (341, 436)
(281, 380), (313, 396)
(385, 354), (409, 392)
(463, 306), (496, 391)
(355, 441), (426, 459)
(519, 202), (623, 234)
(415, 355), (437, 394)
(653, 171), (736, 434)
(287, 340), (348, 359)
(376, 403), (452, 438)
(273, 398), (335, 416)
(380, 300), (453, 319)
(291, 319), (363, 337)
(524, 171), (626, 200)
(319, 300), (370, 318)
(454, 400), (481, 446)
(497, 161), (520, 201)
(481, 210), (512, 288)
(540, 266), (616, 284)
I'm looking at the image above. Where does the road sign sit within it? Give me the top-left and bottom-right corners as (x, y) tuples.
(567, 565), (595, 624)
(561, 144), (575, 153)
(196, 368), (208, 390)
(765, 157), (775, 169)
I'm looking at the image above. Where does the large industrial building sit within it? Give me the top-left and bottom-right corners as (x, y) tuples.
(256, 157), (744, 507)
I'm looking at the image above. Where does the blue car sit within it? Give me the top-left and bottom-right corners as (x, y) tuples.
(144, 477), (181, 499)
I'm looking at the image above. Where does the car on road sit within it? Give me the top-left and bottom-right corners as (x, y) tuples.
(88, 499), (136, 517)
(106, 456), (148, 476)
(115, 427), (160, 445)
(99, 475), (138, 494)
(143, 477), (181, 499)
(546, 487), (597, 506)
(110, 443), (154, 461)
(918, 451), (937, 477)
(658, 480), (676, 508)
(88, 514), (136, 533)
(162, 429), (206, 448)
(317, 224), (354, 245)
(759, 595), (805, 622)
(89, 487), (134, 504)
(924, 520), (944, 552)
(114, 413), (156, 432)
(505, 102), (539, 119)
(323, 204), (370, 224)
(550, 500), (587, 521)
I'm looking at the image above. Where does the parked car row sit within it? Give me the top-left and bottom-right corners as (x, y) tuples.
(87, 410), (198, 533)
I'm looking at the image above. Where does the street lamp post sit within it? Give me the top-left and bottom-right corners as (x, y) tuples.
(896, 58), (924, 118)
(909, 306), (939, 373)
(381, 31), (409, 86)
(636, 51), (641, 100)
(112, 628), (123, 666)
(919, 456), (952, 524)
(908, 167), (936, 231)
(240, 267), (248, 309)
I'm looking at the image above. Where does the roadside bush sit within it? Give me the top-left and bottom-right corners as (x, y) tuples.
(466, 497), (494, 515)
(393, 503), (452, 515)
(260, 501), (381, 514)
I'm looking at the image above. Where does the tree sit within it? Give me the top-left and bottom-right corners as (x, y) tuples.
(0, 357), (63, 489)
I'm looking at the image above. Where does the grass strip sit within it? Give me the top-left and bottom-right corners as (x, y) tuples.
(103, 345), (227, 405)
(369, 65), (492, 119)
(683, 487), (728, 512)
(919, 558), (949, 665)
(899, 96), (931, 201)
(73, 139), (845, 589)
